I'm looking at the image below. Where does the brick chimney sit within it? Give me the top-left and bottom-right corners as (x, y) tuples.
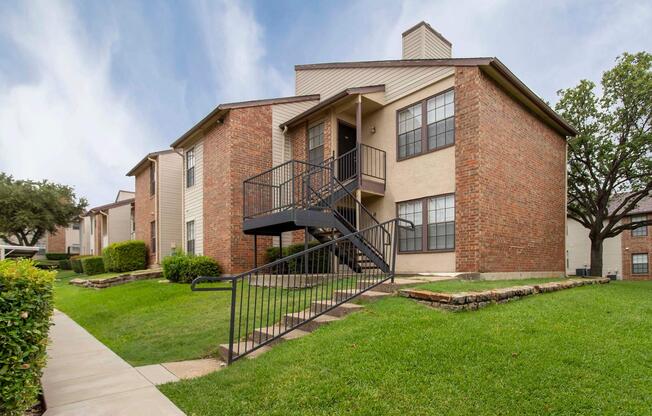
(402, 21), (452, 60)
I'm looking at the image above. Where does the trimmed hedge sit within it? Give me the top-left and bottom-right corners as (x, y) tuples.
(70, 255), (91, 274)
(81, 256), (105, 276)
(162, 252), (222, 283)
(102, 240), (147, 273)
(264, 241), (330, 273)
(0, 259), (55, 416)
(33, 260), (59, 270)
(45, 252), (71, 261)
(58, 259), (72, 270)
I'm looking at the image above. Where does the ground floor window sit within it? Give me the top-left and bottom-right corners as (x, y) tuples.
(186, 220), (195, 255)
(150, 221), (156, 253)
(632, 253), (648, 274)
(398, 193), (455, 253)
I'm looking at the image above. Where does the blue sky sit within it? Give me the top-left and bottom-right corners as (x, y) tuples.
(0, 0), (650, 207)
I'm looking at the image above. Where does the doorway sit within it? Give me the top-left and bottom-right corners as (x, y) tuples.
(337, 121), (357, 181)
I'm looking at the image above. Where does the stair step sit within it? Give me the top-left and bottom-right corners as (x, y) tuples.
(354, 278), (424, 293)
(283, 310), (341, 332)
(248, 325), (310, 345)
(332, 289), (391, 302)
(219, 341), (271, 361)
(310, 301), (365, 317)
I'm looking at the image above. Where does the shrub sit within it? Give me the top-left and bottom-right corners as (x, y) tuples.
(264, 241), (329, 273)
(33, 259), (59, 270)
(58, 259), (72, 270)
(102, 240), (147, 273)
(70, 255), (91, 273)
(162, 252), (222, 283)
(45, 252), (71, 261)
(0, 259), (55, 416)
(81, 256), (105, 276)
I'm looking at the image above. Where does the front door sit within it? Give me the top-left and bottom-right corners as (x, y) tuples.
(337, 122), (357, 181)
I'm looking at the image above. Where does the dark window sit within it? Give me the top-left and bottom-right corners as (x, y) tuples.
(186, 221), (195, 255)
(632, 254), (648, 274)
(397, 103), (422, 159)
(398, 89), (455, 160)
(72, 221), (80, 230)
(149, 162), (156, 196)
(150, 221), (156, 253)
(308, 123), (324, 165)
(186, 148), (195, 188)
(427, 194), (455, 250)
(398, 200), (422, 252)
(632, 214), (648, 237)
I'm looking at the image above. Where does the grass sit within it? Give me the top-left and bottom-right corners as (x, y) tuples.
(415, 277), (567, 293)
(160, 280), (652, 415)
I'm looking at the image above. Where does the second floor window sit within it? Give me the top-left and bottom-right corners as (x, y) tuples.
(398, 103), (422, 159)
(150, 221), (156, 253)
(149, 162), (156, 196)
(186, 220), (195, 255)
(631, 214), (648, 237)
(186, 148), (195, 188)
(308, 123), (324, 165)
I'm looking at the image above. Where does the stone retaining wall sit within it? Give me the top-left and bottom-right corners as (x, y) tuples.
(69, 269), (163, 289)
(399, 278), (610, 311)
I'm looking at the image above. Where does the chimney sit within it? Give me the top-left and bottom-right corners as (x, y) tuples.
(402, 21), (452, 60)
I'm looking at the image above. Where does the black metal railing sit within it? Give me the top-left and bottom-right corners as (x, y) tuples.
(359, 143), (386, 184)
(192, 218), (413, 363)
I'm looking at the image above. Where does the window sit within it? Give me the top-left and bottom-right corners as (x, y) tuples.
(90, 217), (94, 234)
(308, 123), (324, 165)
(149, 162), (156, 196)
(427, 194), (455, 250)
(397, 103), (422, 159)
(631, 214), (648, 237)
(397, 89), (455, 160)
(150, 221), (156, 253)
(632, 253), (648, 274)
(186, 148), (195, 188)
(72, 221), (80, 230)
(398, 200), (423, 252)
(186, 221), (195, 255)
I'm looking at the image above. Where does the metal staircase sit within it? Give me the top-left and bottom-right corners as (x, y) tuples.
(192, 144), (413, 363)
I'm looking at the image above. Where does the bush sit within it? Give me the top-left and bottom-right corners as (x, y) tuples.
(45, 252), (71, 261)
(162, 252), (222, 283)
(102, 240), (147, 273)
(0, 259), (55, 416)
(81, 256), (105, 276)
(33, 259), (59, 270)
(58, 259), (72, 270)
(70, 255), (91, 273)
(264, 241), (330, 273)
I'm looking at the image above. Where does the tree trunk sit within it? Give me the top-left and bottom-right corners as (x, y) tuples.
(589, 238), (604, 277)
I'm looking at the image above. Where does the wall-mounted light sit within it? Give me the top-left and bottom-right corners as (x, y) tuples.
(370, 126), (376, 134)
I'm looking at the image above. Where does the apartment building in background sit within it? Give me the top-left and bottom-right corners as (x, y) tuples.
(44, 222), (82, 254)
(127, 149), (183, 265)
(165, 21), (575, 279)
(567, 195), (652, 280)
(80, 190), (134, 256)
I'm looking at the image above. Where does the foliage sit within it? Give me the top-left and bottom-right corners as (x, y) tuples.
(81, 256), (105, 276)
(0, 259), (55, 416)
(265, 241), (329, 273)
(102, 240), (147, 273)
(70, 255), (91, 274)
(33, 259), (59, 270)
(162, 252), (222, 283)
(0, 173), (87, 247)
(555, 52), (652, 275)
(58, 259), (72, 270)
(45, 253), (71, 261)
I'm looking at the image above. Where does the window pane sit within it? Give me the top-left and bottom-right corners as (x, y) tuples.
(428, 194), (455, 250)
(398, 200), (423, 252)
(427, 90), (455, 151)
(397, 104), (422, 158)
(632, 253), (648, 274)
(632, 214), (648, 237)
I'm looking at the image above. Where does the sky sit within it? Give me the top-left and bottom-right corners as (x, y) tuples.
(0, 0), (650, 207)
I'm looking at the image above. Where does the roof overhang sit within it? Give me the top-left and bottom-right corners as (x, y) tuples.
(86, 198), (135, 216)
(126, 150), (175, 177)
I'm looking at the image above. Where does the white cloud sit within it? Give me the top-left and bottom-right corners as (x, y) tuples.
(0, 1), (154, 206)
(193, 0), (292, 102)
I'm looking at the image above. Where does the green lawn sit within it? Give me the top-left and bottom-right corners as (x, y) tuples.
(415, 277), (568, 293)
(160, 280), (652, 415)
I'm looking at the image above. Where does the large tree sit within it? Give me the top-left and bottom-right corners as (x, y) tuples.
(0, 173), (87, 246)
(555, 52), (652, 276)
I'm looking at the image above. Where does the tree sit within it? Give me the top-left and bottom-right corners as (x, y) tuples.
(555, 52), (652, 276)
(0, 173), (87, 247)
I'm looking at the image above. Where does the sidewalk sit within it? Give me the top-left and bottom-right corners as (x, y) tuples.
(42, 310), (184, 415)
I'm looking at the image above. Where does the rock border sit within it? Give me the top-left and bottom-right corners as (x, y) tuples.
(399, 278), (610, 311)
(69, 269), (163, 289)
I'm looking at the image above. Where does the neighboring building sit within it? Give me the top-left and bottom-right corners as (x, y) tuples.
(127, 150), (183, 265)
(45, 221), (82, 254)
(567, 195), (652, 280)
(170, 21), (574, 278)
(80, 191), (135, 256)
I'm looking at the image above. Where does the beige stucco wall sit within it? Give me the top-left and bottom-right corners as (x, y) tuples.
(566, 218), (623, 278)
(182, 138), (204, 255)
(107, 204), (133, 245)
(359, 74), (457, 274)
(158, 152), (183, 260)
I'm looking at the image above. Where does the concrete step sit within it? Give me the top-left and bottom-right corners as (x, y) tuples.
(248, 325), (310, 345)
(283, 310), (341, 332)
(332, 289), (391, 302)
(355, 278), (424, 293)
(219, 340), (271, 362)
(310, 300), (365, 317)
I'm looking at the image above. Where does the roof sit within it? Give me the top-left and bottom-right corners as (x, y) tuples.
(126, 149), (176, 177)
(402, 21), (452, 47)
(293, 57), (577, 137)
(280, 85), (385, 129)
(170, 94), (320, 149)
(86, 198), (134, 215)
(609, 193), (652, 216)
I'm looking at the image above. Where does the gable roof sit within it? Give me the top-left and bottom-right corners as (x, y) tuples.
(608, 193), (652, 216)
(86, 198), (134, 215)
(169, 94), (320, 149)
(126, 149), (175, 177)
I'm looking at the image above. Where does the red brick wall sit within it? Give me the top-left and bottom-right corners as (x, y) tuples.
(134, 163), (156, 264)
(621, 216), (652, 280)
(455, 67), (566, 273)
(47, 227), (66, 253)
(202, 106), (273, 274)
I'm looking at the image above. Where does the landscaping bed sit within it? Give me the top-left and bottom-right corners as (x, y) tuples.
(68, 268), (162, 289)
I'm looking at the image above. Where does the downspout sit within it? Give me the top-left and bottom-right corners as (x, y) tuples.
(148, 156), (159, 265)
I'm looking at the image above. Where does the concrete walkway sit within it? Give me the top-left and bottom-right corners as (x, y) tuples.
(42, 310), (184, 416)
